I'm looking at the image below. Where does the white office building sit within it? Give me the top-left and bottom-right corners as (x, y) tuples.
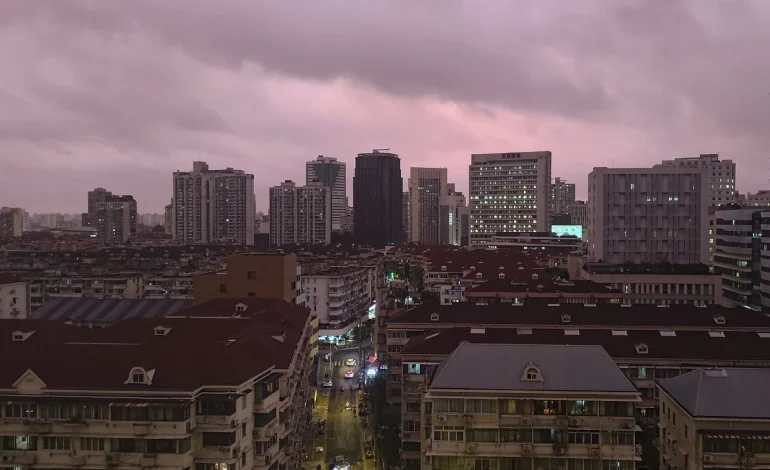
(306, 156), (346, 232)
(269, 180), (331, 246)
(469, 151), (551, 247)
(439, 185), (466, 246)
(588, 166), (709, 264)
(172, 161), (256, 245)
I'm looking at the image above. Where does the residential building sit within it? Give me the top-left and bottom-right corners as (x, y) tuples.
(656, 153), (736, 205)
(469, 151), (552, 247)
(353, 150), (404, 247)
(31, 298), (192, 324)
(0, 207), (25, 238)
(306, 155), (346, 232)
(341, 204), (354, 234)
(549, 177), (576, 219)
(193, 253), (302, 306)
(302, 266), (375, 338)
(567, 201), (587, 233)
(172, 161), (256, 245)
(712, 207), (768, 310)
(403, 192), (410, 241)
(409, 168), (448, 244)
(573, 260), (721, 306)
(0, 274), (27, 319)
(657, 368), (770, 470)
(164, 200), (173, 235)
(746, 190), (770, 207)
(255, 211), (270, 234)
(587, 166), (709, 264)
(439, 185), (466, 246)
(269, 180), (332, 245)
(463, 277), (621, 306)
(95, 195), (137, 243)
(488, 232), (583, 252)
(0, 297), (315, 470)
(418, 343), (640, 470)
(81, 187), (113, 228)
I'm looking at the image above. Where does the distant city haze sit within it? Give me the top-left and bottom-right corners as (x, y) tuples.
(1, 0), (769, 213)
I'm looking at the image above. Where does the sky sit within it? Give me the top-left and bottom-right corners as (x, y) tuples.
(1, 0), (769, 214)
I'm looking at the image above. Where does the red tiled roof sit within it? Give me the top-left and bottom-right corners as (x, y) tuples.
(0, 299), (311, 392)
(466, 279), (620, 295)
(401, 327), (770, 362)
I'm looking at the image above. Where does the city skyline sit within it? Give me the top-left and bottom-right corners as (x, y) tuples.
(1, 1), (770, 213)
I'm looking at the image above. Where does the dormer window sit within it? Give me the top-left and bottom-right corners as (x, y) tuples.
(475, 272), (483, 279)
(531, 273), (539, 280)
(430, 313), (440, 322)
(470, 266), (476, 271)
(518, 266), (525, 270)
(12, 330), (34, 342)
(498, 273), (505, 279)
(499, 266), (505, 270)
(441, 265), (447, 272)
(235, 303), (248, 312)
(521, 363), (543, 382)
(154, 326), (171, 336)
(635, 343), (649, 355)
(125, 367), (155, 385)
(561, 314), (571, 324)
(713, 315), (726, 325)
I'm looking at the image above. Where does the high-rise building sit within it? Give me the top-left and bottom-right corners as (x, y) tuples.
(353, 150), (403, 247)
(439, 185), (466, 246)
(164, 199), (173, 235)
(409, 167), (447, 244)
(340, 201), (354, 234)
(656, 153), (736, 205)
(566, 201), (588, 233)
(255, 211), (270, 234)
(306, 155), (346, 232)
(746, 190), (770, 207)
(81, 187), (113, 228)
(0, 207), (24, 238)
(172, 161), (256, 245)
(587, 166), (709, 264)
(269, 180), (331, 245)
(95, 195), (137, 243)
(469, 151), (552, 247)
(402, 192), (409, 241)
(549, 177), (576, 219)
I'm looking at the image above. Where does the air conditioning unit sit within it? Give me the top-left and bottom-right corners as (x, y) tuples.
(569, 418), (579, 427)
(438, 415), (448, 422)
(622, 421), (633, 430)
(522, 445), (533, 456)
(105, 453), (120, 465)
(590, 448), (601, 459)
(703, 455), (714, 463)
(557, 417), (568, 427)
(231, 418), (238, 427)
(466, 444), (477, 454)
(553, 444), (567, 455)
(521, 417), (533, 427)
(741, 457), (756, 467)
(231, 446), (241, 458)
(185, 420), (195, 433)
(1, 456), (15, 463)
(463, 414), (473, 424)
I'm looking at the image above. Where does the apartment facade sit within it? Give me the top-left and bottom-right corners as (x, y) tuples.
(306, 155), (346, 232)
(353, 150), (404, 247)
(269, 180), (332, 245)
(0, 274), (27, 319)
(587, 166), (709, 264)
(172, 161), (256, 245)
(746, 190), (770, 207)
(302, 266), (375, 337)
(550, 177), (576, 219)
(655, 153), (736, 206)
(567, 202), (587, 234)
(657, 368), (770, 470)
(419, 343), (640, 470)
(0, 207), (24, 238)
(193, 253), (302, 306)
(403, 192), (410, 241)
(439, 187), (466, 246)
(0, 301), (315, 470)
(164, 200), (173, 235)
(95, 195), (137, 243)
(469, 151), (552, 247)
(409, 168), (448, 244)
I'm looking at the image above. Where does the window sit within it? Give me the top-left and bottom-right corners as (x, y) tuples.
(43, 436), (71, 451)
(568, 432), (599, 445)
(533, 429), (561, 444)
(500, 399), (531, 415)
(147, 438), (178, 454)
(467, 429), (498, 443)
(82, 437), (105, 451)
(433, 399), (464, 413)
(131, 370), (146, 384)
(219, 284), (228, 294)
(40, 404), (72, 420)
(466, 399), (497, 414)
(247, 271), (256, 280)
(433, 426), (464, 441)
(569, 401), (597, 416)
(406, 402), (420, 413)
(522, 364), (543, 382)
(5, 404), (37, 418)
(404, 421), (420, 432)
(601, 432), (633, 446)
(81, 405), (108, 420)
(500, 429), (532, 443)
(602, 461), (633, 470)
(534, 400), (565, 415)
(600, 402), (633, 417)
(684, 425), (688, 439)
(1, 436), (37, 451)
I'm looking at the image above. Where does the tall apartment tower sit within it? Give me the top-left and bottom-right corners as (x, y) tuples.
(587, 166), (709, 264)
(439, 185), (467, 246)
(549, 177), (576, 219)
(306, 156), (346, 232)
(164, 199), (173, 235)
(402, 192), (409, 241)
(408, 167), (448, 244)
(81, 187), (113, 228)
(269, 180), (332, 245)
(95, 195), (137, 243)
(172, 161), (256, 245)
(656, 153), (736, 205)
(353, 150), (403, 247)
(0, 207), (25, 238)
(469, 151), (552, 247)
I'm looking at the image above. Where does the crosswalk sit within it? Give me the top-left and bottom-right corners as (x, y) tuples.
(331, 360), (358, 367)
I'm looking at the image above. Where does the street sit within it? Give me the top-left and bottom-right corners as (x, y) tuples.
(305, 347), (375, 470)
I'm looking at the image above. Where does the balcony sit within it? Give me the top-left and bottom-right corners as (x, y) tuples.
(0, 451), (36, 466)
(194, 443), (240, 462)
(107, 452), (194, 468)
(254, 390), (280, 413)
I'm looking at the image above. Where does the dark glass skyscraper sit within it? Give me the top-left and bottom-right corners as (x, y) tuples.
(353, 150), (404, 247)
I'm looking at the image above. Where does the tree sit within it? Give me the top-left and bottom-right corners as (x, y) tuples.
(419, 290), (440, 305)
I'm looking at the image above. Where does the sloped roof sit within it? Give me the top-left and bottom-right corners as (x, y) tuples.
(429, 343), (637, 393)
(31, 298), (193, 322)
(659, 368), (770, 419)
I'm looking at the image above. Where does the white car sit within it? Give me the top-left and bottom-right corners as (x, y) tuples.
(322, 379), (333, 388)
(344, 369), (354, 379)
(345, 359), (357, 367)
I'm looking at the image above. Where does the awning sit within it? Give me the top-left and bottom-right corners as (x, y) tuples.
(705, 433), (770, 440)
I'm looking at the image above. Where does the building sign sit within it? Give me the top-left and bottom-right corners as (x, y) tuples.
(551, 225), (583, 239)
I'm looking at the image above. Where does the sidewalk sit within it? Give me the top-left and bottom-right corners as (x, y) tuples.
(302, 390), (329, 470)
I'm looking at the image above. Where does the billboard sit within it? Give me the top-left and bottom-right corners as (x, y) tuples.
(552, 225), (583, 239)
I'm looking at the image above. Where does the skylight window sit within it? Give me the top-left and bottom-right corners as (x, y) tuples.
(125, 367), (155, 385)
(635, 343), (649, 355)
(154, 326), (171, 336)
(713, 315), (726, 325)
(517, 328), (533, 335)
(521, 363), (543, 382)
(564, 329), (580, 336)
(659, 331), (676, 337)
(612, 330), (628, 336)
(708, 331), (725, 338)
(561, 314), (571, 323)
(471, 328), (486, 334)
(758, 332), (770, 339)
(430, 313), (440, 322)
